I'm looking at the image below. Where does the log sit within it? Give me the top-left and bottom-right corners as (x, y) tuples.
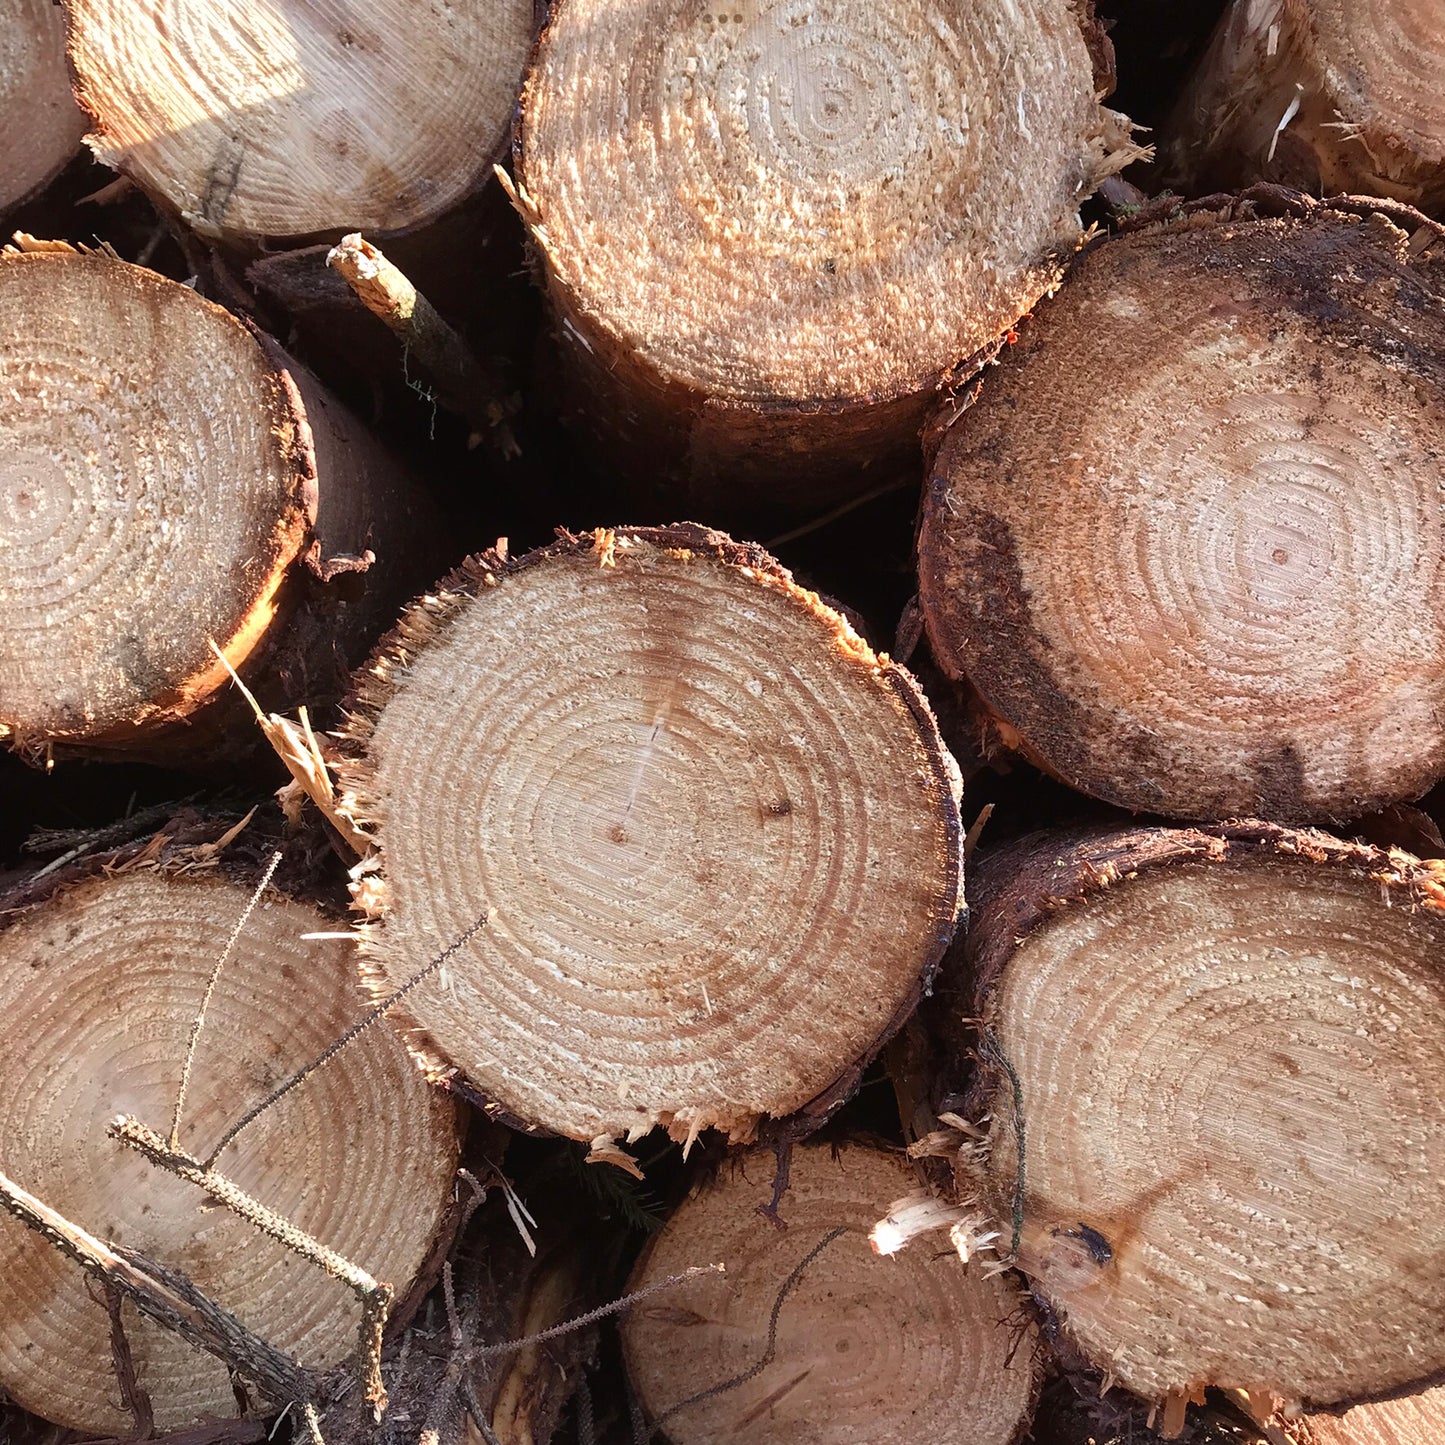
(1162, 0), (1445, 211)
(1295, 1388), (1445, 1445)
(0, 241), (435, 764)
(961, 822), (1445, 1430)
(335, 526), (964, 1151)
(0, 841), (458, 1434)
(622, 1142), (1041, 1444)
(62, 0), (535, 243)
(1, 0), (87, 212)
(510, 0), (1141, 519)
(917, 195), (1445, 824)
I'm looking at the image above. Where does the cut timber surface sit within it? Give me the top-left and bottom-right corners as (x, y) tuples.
(1294, 1388), (1445, 1445)
(0, 244), (428, 761)
(513, 0), (1139, 513)
(0, 0), (87, 211)
(623, 1143), (1040, 1445)
(63, 0), (535, 241)
(0, 862), (457, 1435)
(1164, 0), (1445, 211)
(964, 822), (1445, 1425)
(337, 526), (963, 1149)
(918, 196), (1445, 823)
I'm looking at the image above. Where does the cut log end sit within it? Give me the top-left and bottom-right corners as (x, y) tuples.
(64, 0), (535, 240)
(1165, 0), (1445, 207)
(624, 1143), (1041, 1445)
(338, 526), (963, 1147)
(518, 0), (1134, 411)
(969, 826), (1445, 1417)
(1310, 0), (1445, 161)
(0, 249), (312, 748)
(1, 0), (88, 211)
(919, 204), (1445, 823)
(1295, 1386), (1445, 1445)
(0, 864), (457, 1434)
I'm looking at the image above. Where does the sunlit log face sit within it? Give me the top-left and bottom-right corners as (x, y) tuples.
(976, 840), (1445, 1415)
(0, 869), (457, 1434)
(919, 207), (1445, 823)
(0, 250), (312, 748)
(64, 0), (534, 240)
(0, 0), (86, 210)
(517, 0), (1135, 407)
(338, 528), (963, 1149)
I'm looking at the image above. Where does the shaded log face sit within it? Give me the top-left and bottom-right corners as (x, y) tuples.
(517, 0), (1135, 421)
(624, 1143), (1040, 1445)
(1165, 0), (1445, 208)
(975, 839), (1445, 1415)
(1305, 0), (1445, 173)
(0, 250), (312, 748)
(919, 209), (1445, 823)
(338, 528), (963, 1148)
(64, 0), (535, 241)
(0, 0), (87, 210)
(0, 868), (457, 1435)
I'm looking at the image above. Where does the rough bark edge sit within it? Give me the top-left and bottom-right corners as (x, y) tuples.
(0, 248), (317, 758)
(332, 524), (966, 1148)
(1115, 183), (1445, 244)
(916, 189), (1445, 822)
(0, 808), (463, 1343)
(958, 818), (1445, 1415)
(922, 185), (1445, 464)
(622, 1140), (1047, 1445)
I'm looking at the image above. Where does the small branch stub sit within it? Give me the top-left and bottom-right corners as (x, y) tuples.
(325, 233), (518, 455)
(336, 526), (963, 1150)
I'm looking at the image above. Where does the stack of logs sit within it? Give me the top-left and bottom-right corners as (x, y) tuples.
(3, 1), (1445, 1444)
